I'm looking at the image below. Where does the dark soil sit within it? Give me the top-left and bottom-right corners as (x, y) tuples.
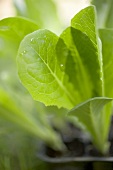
(45, 118), (113, 158)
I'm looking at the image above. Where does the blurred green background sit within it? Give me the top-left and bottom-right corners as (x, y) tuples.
(0, 0), (90, 169)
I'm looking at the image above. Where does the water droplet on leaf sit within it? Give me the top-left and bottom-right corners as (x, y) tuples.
(31, 38), (35, 44)
(60, 64), (65, 71)
(21, 50), (26, 56)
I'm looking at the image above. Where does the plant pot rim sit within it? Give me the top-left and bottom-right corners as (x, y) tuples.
(37, 149), (113, 163)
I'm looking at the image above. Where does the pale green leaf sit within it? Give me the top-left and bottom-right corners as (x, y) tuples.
(17, 29), (81, 109)
(91, 0), (113, 28)
(68, 97), (113, 153)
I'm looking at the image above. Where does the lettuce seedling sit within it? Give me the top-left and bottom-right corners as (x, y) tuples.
(17, 6), (113, 154)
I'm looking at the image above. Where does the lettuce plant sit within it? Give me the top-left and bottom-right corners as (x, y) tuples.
(16, 5), (113, 155)
(0, 1), (113, 157)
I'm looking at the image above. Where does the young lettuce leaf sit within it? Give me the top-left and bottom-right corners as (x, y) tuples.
(60, 6), (103, 100)
(71, 6), (103, 97)
(68, 97), (113, 154)
(17, 6), (103, 109)
(17, 29), (78, 109)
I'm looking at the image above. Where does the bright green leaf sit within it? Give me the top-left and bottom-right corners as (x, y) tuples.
(71, 6), (104, 96)
(68, 97), (113, 154)
(71, 6), (98, 46)
(58, 28), (92, 105)
(60, 6), (103, 99)
(17, 29), (81, 109)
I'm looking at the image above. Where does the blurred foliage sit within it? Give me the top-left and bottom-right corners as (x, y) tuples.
(0, 0), (113, 169)
(0, 2), (67, 168)
(91, 0), (113, 28)
(13, 0), (62, 34)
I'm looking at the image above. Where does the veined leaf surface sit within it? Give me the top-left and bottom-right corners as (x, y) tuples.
(17, 29), (80, 109)
(71, 6), (103, 97)
(60, 6), (103, 101)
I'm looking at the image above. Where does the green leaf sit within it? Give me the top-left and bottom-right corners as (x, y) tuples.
(68, 97), (113, 154)
(91, 0), (113, 28)
(60, 6), (103, 98)
(99, 29), (113, 97)
(71, 6), (103, 89)
(0, 17), (39, 43)
(17, 6), (104, 109)
(71, 6), (97, 46)
(17, 29), (80, 109)
(13, 0), (62, 33)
